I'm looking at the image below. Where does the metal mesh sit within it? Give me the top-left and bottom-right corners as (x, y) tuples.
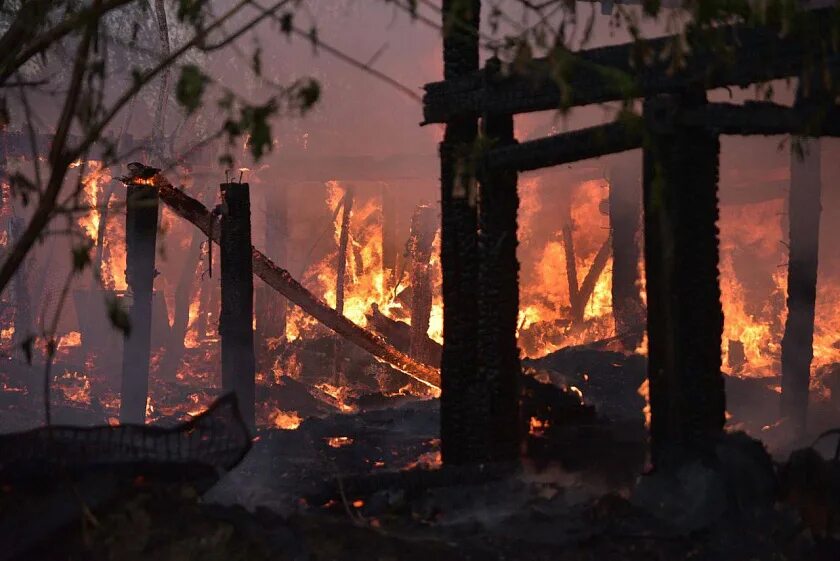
(0, 393), (251, 475)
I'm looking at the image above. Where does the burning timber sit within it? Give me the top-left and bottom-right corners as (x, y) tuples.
(117, 169), (441, 390)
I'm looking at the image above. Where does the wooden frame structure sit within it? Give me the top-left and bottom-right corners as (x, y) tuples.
(428, 2), (840, 464)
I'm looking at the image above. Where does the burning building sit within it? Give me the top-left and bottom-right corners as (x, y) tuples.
(2, 1), (840, 559)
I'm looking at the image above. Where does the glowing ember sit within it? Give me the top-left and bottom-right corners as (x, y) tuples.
(529, 416), (550, 437)
(314, 382), (356, 413)
(54, 371), (91, 405)
(402, 449), (442, 471)
(270, 409), (302, 430)
(0, 327), (14, 342)
(57, 331), (81, 348)
(638, 379), (651, 428)
(326, 436), (354, 448)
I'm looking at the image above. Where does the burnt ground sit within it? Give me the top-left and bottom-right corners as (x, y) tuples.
(3, 345), (840, 560)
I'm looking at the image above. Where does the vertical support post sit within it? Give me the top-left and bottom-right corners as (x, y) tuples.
(439, 0), (481, 465)
(408, 204), (438, 365)
(120, 182), (159, 424)
(781, 138), (821, 434)
(256, 183), (289, 368)
(220, 182), (256, 431)
(642, 93), (725, 466)
(560, 195), (583, 325)
(9, 216), (32, 347)
(609, 152), (645, 350)
(476, 101), (522, 462)
(381, 183), (397, 291)
(335, 186), (354, 316)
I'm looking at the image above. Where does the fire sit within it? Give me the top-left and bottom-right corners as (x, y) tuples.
(0, 327), (13, 342)
(517, 177), (615, 357)
(55, 371), (91, 405)
(638, 379), (651, 428)
(314, 382), (356, 413)
(77, 160), (127, 290)
(270, 409), (302, 430)
(57, 331), (81, 348)
(401, 440), (442, 470)
(529, 416), (550, 436)
(326, 436), (354, 448)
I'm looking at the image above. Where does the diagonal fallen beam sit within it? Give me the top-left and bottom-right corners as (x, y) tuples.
(125, 174), (442, 391)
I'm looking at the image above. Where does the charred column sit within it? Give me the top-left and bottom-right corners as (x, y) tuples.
(256, 183), (289, 365)
(381, 183), (398, 290)
(336, 186), (354, 316)
(219, 182), (256, 431)
(159, 186), (210, 380)
(642, 93), (725, 465)
(439, 0), (481, 465)
(407, 204), (438, 366)
(120, 182), (160, 424)
(9, 216), (32, 348)
(560, 193), (583, 325)
(781, 138), (821, 434)
(475, 100), (522, 462)
(609, 152), (645, 350)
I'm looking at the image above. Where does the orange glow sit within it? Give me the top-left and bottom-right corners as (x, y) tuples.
(270, 409), (302, 430)
(529, 416), (550, 436)
(326, 436), (354, 448)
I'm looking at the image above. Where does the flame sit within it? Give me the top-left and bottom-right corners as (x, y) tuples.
(517, 177), (615, 357)
(271, 409), (302, 430)
(326, 436), (354, 448)
(55, 371), (91, 405)
(0, 327), (14, 342)
(529, 416), (550, 436)
(57, 331), (81, 348)
(77, 161), (126, 290)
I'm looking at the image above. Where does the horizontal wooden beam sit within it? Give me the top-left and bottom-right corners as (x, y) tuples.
(679, 101), (840, 137)
(422, 6), (838, 123)
(487, 117), (643, 172)
(487, 101), (840, 171)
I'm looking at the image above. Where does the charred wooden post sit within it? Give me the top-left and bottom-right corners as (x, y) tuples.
(159, 187), (210, 380)
(263, 184), (289, 340)
(407, 204), (438, 366)
(560, 191), (583, 325)
(219, 182), (256, 431)
(9, 216), (32, 348)
(642, 93), (725, 465)
(609, 153), (645, 350)
(93, 181), (115, 284)
(336, 186), (354, 316)
(381, 183), (398, 290)
(120, 182), (160, 424)
(256, 184), (290, 369)
(475, 101), (522, 462)
(439, 0), (482, 465)
(781, 138), (822, 434)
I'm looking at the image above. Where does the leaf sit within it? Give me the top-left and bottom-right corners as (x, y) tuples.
(292, 79), (321, 114)
(106, 296), (132, 337)
(279, 12), (293, 35)
(0, 96), (9, 128)
(241, 100), (278, 160)
(251, 47), (262, 77)
(71, 243), (92, 273)
(20, 336), (33, 365)
(176, 0), (206, 26)
(175, 65), (209, 115)
(218, 153), (233, 168)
